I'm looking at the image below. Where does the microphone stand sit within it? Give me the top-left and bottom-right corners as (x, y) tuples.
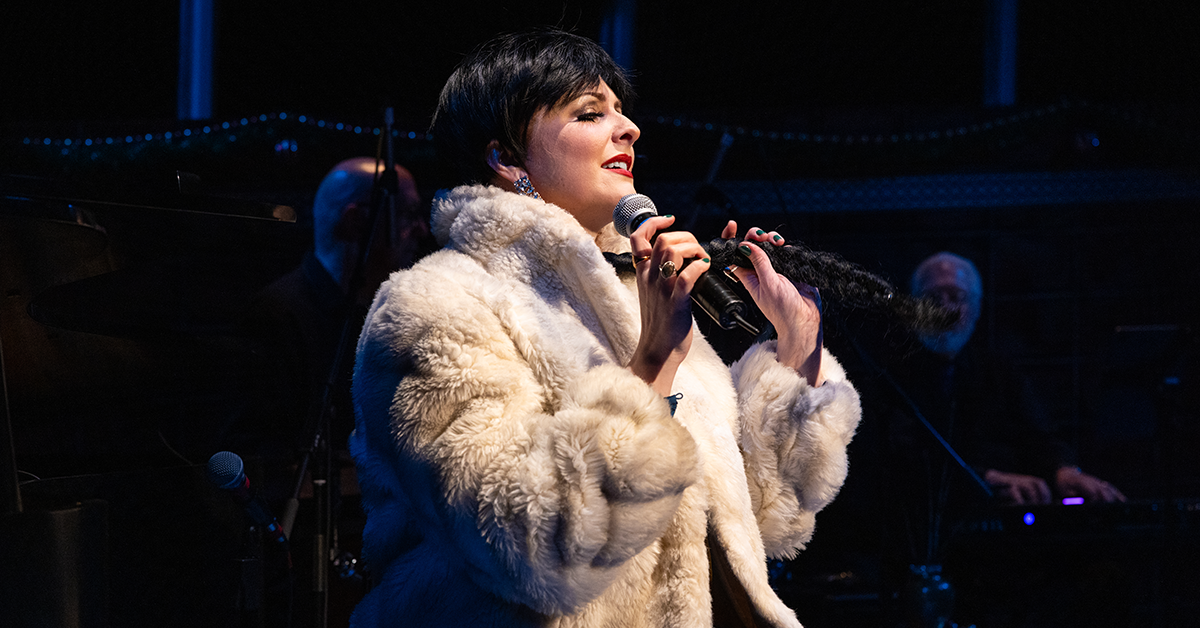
(684, 131), (736, 232)
(840, 326), (991, 627)
(285, 107), (399, 628)
(1, 330), (21, 518)
(845, 330), (994, 501)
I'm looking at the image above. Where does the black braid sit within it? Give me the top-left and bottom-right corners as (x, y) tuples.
(702, 237), (958, 335)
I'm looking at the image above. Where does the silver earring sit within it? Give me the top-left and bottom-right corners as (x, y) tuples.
(514, 175), (540, 199)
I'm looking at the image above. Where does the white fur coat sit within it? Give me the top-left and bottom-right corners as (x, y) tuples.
(349, 185), (861, 627)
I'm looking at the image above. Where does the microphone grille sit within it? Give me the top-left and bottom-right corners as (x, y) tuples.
(207, 451), (245, 490)
(613, 194), (657, 238)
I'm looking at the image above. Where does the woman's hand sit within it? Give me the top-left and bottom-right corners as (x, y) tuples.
(628, 215), (711, 396)
(722, 221), (824, 386)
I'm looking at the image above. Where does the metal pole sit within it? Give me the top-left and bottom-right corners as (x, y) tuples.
(1, 330), (21, 516)
(600, 0), (637, 71)
(178, 0), (215, 120)
(984, 0), (1018, 107)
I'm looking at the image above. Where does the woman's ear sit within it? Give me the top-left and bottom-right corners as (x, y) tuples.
(485, 139), (525, 185)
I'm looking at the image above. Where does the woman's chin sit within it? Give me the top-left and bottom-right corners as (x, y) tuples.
(606, 183), (638, 206)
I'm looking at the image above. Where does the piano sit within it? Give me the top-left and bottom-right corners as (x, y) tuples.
(2, 171), (305, 626)
(952, 497), (1200, 546)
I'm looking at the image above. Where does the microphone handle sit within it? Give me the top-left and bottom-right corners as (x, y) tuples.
(657, 247), (757, 333)
(227, 476), (289, 545)
(690, 271), (754, 332)
(241, 492), (289, 546)
(632, 214), (758, 334)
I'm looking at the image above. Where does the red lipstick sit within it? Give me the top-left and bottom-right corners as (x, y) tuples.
(601, 154), (634, 178)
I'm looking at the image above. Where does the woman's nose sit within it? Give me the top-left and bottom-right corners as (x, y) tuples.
(615, 114), (640, 145)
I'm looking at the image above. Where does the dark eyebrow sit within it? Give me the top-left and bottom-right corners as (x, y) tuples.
(580, 91), (623, 113)
(562, 90), (622, 114)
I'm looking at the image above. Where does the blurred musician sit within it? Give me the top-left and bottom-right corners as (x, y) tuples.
(852, 251), (1130, 627)
(903, 251), (1125, 508)
(237, 157), (431, 626)
(237, 158), (429, 473)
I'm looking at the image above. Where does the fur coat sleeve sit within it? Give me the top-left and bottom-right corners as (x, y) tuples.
(731, 340), (861, 558)
(352, 253), (701, 616)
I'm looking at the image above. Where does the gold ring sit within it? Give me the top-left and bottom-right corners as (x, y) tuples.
(659, 260), (677, 279)
(633, 254), (651, 266)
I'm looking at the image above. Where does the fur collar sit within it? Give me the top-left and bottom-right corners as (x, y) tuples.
(432, 184), (631, 265)
(431, 185), (639, 362)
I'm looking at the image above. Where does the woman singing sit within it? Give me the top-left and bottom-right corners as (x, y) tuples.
(349, 28), (861, 628)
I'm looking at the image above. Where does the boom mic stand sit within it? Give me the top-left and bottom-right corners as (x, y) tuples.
(1, 331), (19, 518)
(284, 107), (400, 628)
(840, 325), (991, 627)
(844, 330), (993, 502)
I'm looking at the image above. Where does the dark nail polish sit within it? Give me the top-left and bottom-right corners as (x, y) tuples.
(738, 245), (752, 257)
(702, 258), (710, 263)
(755, 229), (765, 236)
(773, 234), (782, 242)
(663, 214), (673, 218)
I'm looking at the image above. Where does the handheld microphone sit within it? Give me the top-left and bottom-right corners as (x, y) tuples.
(614, 194), (758, 334)
(207, 451), (288, 546)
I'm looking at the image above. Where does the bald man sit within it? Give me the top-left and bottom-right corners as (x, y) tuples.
(239, 157), (430, 467)
(215, 158), (432, 625)
(312, 157), (427, 305)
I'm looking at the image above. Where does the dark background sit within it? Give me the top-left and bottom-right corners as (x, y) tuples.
(4, 1), (1200, 123)
(4, 1), (1200, 187)
(3, 2), (1200, 626)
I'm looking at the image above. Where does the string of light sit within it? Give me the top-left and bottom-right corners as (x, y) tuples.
(644, 99), (1172, 145)
(14, 99), (1188, 158)
(19, 111), (434, 157)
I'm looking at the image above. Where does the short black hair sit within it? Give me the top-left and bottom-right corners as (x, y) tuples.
(430, 28), (635, 185)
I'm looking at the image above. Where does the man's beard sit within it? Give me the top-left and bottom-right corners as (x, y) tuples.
(919, 322), (975, 357)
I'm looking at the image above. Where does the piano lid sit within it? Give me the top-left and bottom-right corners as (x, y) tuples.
(1, 171), (308, 477)
(2, 171), (296, 224)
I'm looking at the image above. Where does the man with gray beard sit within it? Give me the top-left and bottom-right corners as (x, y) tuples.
(909, 252), (1124, 506)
